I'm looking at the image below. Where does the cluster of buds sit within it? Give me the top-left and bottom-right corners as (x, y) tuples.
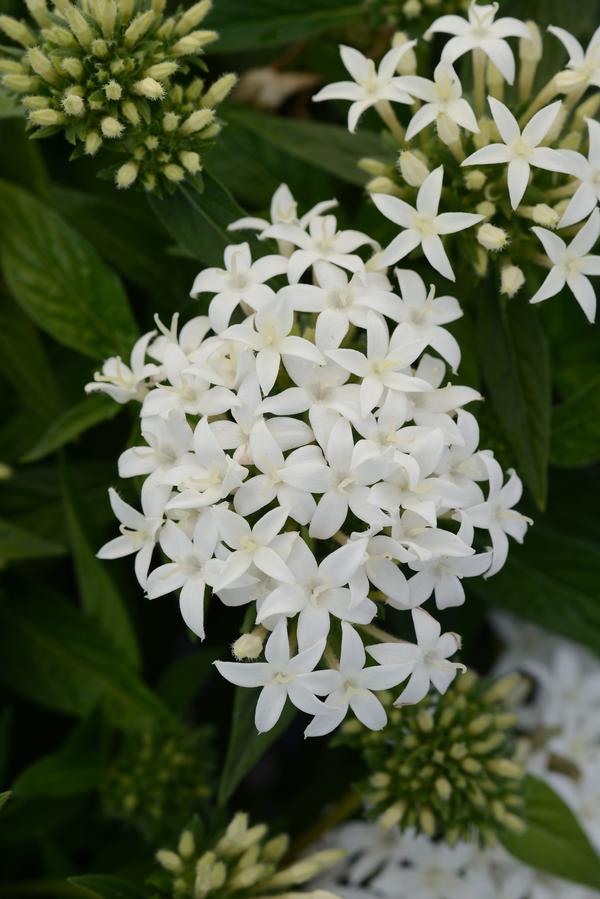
(0, 0), (236, 190)
(153, 813), (343, 899)
(338, 670), (527, 844)
(102, 725), (214, 841)
(315, 3), (600, 322)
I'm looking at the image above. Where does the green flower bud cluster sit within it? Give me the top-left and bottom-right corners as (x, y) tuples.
(152, 812), (344, 899)
(338, 671), (527, 845)
(102, 725), (215, 841)
(0, 0), (237, 190)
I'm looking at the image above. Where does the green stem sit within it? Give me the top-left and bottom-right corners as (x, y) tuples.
(375, 99), (405, 143)
(286, 790), (363, 860)
(473, 48), (486, 118)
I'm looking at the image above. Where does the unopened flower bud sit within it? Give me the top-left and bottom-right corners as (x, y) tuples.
(473, 116), (495, 148)
(178, 829), (195, 859)
(28, 47), (59, 84)
(172, 29), (218, 56)
(104, 79), (122, 101)
(399, 150), (429, 186)
(262, 833), (289, 862)
(419, 807), (436, 836)
(435, 777), (452, 800)
(163, 163), (185, 182)
(25, 0), (52, 28)
(202, 72), (237, 107)
(2, 73), (37, 91)
(64, 5), (94, 47)
(380, 801), (405, 830)
(115, 161), (139, 189)
(477, 223), (508, 251)
(403, 0), (421, 18)
(359, 157), (389, 176)
(61, 56), (83, 79)
(0, 15), (35, 46)
(62, 91), (84, 116)
(368, 176), (402, 195)
(175, 0), (212, 35)
(232, 632), (264, 660)
(392, 32), (417, 74)
(91, 37), (108, 57)
(144, 61), (178, 80)
(121, 100), (140, 125)
(464, 170), (486, 190)
(101, 115), (124, 138)
(555, 69), (587, 93)
(180, 108), (214, 134)
(486, 758), (524, 779)
(134, 77), (164, 100)
(85, 130), (102, 155)
(476, 200), (496, 219)
(156, 849), (182, 873)
(29, 107), (65, 125)
(532, 203), (559, 227)
(124, 10), (155, 46)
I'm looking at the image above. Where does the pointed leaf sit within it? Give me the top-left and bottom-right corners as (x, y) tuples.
(551, 373), (600, 467)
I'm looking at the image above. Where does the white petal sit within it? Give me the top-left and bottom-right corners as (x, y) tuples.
(255, 684), (287, 732)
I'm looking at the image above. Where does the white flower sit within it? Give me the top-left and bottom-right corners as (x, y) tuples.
(146, 517), (220, 638)
(223, 297), (325, 394)
(466, 454), (531, 577)
(190, 242), (288, 334)
(303, 622), (411, 736)
(530, 208), (600, 323)
(212, 505), (295, 591)
(327, 312), (429, 417)
(372, 166), (483, 280)
(393, 269), (463, 372)
(400, 61), (479, 141)
(97, 482), (170, 587)
(347, 531), (413, 608)
(425, 2), (532, 85)
(262, 214), (378, 283)
(117, 410), (193, 481)
(312, 43), (415, 132)
(141, 343), (238, 419)
(227, 182), (338, 240)
(462, 98), (570, 209)
(257, 537), (374, 646)
(559, 119), (600, 227)
(85, 330), (159, 403)
(214, 618), (329, 732)
(548, 25), (600, 90)
(368, 607), (463, 705)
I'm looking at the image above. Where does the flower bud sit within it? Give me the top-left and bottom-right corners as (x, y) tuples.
(85, 130), (102, 155)
(163, 163), (185, 182)
(29, 107), (65, 125)
(232, 632), (264, 660)
(124, 10), (155, 46)
(177, 829), (195, 859)
(104, 79), (122, 100)
(486, 758), (524, 779)
(133, 76), (164, 99)
(532, 203), (559, 227)
(359, 157), (389, 176)
(44, 25), (76, 47)
(477, 223), (508, 251)
(144, 61), (178, 80)
(101, 115), (124, 138)
(171, 29), (218, 56)
(63, 5), (94, 48)
(367, 176), (402, 195)
(0, 15), (35, 46)
(28, 47), (59, 84)
(175, 0), (212, 35)
(399, 150), (429, 186)
(435, 777), (452, 800)
(391, 32), (417, 74)
(476, 200), (496, 219)
(464, 170), (486, 190)
(62, 91), (84, 115)
(156, 849), (183, 873)
(115, 161), (139, 189)
(162, 111), (180, 131)
(91, 37), (108, 57)
(61, 56), (83, 79)
(555, 69), (587, 93)
(25, 0), (52, 28)
(380, 801), (406, 830)
(419, 807), (436, 836)
(473, 116), (495, 148)
(403, 0), (421, 18)
(121, 100), (140, 125)
(2, 73), (38, 91)
(180, 108), (214, 134)
(202, 72), (237, 107)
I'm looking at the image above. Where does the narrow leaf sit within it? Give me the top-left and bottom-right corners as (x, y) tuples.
(23, 395), (121, 463)
(69, 875), (149, 899)
(0, 518), (65, 563)
(551, 373), (600, 467)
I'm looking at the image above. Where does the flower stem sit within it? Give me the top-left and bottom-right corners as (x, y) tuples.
(472, 48), (486, 117)
(375, 99), (405, 143)
(286, 790), (363, 860)
(357, 622), (403, 643)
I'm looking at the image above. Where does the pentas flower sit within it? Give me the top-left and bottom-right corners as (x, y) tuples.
(90, 185), (529, 738)
(560, 118), (600, 227)
(549, 25), (600, 90)
(372, 167), (483, 280)
(228, 182), (338, 241)
(312, 42), (415, 132)
(400, 62), (479, 141)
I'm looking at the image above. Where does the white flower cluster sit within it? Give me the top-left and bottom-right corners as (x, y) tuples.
(87, 183), (530, 738)
(314, 2), (600, 321)
(314, 618), (600, 899)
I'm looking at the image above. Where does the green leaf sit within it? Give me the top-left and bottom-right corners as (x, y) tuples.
(12, 714), (106, 798)
(206, 0), (363, 51)
(69, 875), (149, 899)
(0, 517), (66, 563)
(551, 373), (600, 467)
(223, 107), (391, 187)
(218, 687), (296, 804)
(0, 792), (11, 812)
(60, 457), (140, 669)
(0, 592), (172, 730)
(23, 395), (121, 463)
(158, 649), (217, 719)
(0, 89), (21, 119)
(502, 776), (600, 889)
(0, 180), (137, 359)
(478, 293), (550, 508)
(149, 173), (253, 266)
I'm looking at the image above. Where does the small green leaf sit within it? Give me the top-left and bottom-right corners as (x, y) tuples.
(0, 179), (137, 359)
(502, 776), (600, 889)
(218, 687), (296, 804)
(0, 592), (172, 730)
(23, 395), (121, 463)
(69, 875), (149, 899)
(0, 518), (66, 563)
(551, 373), (600, 467)
(478, 293), (550, 508)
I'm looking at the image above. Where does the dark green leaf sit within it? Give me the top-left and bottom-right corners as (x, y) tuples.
(69, 875), (149, 899)
(60, 457), (140, 668)
(551, 373), (600, 467)
(0, 180), (137, 359)
(478, 293), (550, 508)
(0, 517), (65, 562)
(223, 107), (391, 187)
(218, 687), (296, 804)
(0, 118), (48, 197)
(23, 395), (121, 463)
(0, 592), (172, 730)
(502, 776), (600, 889)
(206, 0), (363, 51)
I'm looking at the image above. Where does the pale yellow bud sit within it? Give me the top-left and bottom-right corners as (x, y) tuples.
(391, 32), (417, 74)
(0, 60), (24, 74)
(30, 107), (66, 125)
(23, 94), (50, 109)
(380, 801), (405, 830)
(61, 56), (83, 79)
(532, 203), (559, 227)
(134, 77), (164, 99)
(464, 169), (486, 190)
(163, 163), (185, 182)
(467, 714), (493, 736)
(370, 772), (391, 789)
(64, 5), (94, 47)
(85, 130), (102, 155)
(486, 758), (524, 779)
(101, 115), (124, 138)
(156, 849), (182, 873)
(482, 673), (524, 704)
(476, 200), (496, 218)
(232, 632), (263, 660)
(144, 61), (178, 80)
(95, 0), (117, 37)
(228, 864), (270, 891)
(172, 29), (218, 55)
(359, 157), (389, 176)
(91, 37), (108, 57)
(202, 72), (237, 108)
(62, 91), (84, 115)
(555, 69), (586, 93)
(175, 0), (212, 35)
(42, 25), (76, 47)
(367, 176), (402, 195)
(0, 463), (13, 481)
(124, 10), (155, 47)
(28, 47), (59, 85)
(399, 150), (429, 186)
(435, 778), (452, 801)
(121, 100), (140, 125)
(115, 161), (139, 189)
(180, 108), (214, 134)
(104, 79), (122, 101)
(178, 829), (195, 859)
(500, 264), (524, 298)
(25, 0), (52, 27)
(403, 0), (421, 18)
(117, 0), (135, 20)
(419, 807), (436, 836)
(477, 223), (508, 251)
(2, 73), (38, 91)
(0, 15), (35, 46)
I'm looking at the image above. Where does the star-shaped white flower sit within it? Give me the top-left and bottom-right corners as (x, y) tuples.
(85, 330), (159, 404)
(213, 506), (295, 591)
(214, 618), (328, 732)
(425, 1), (532, 85)
(549, 25), (600, 90)
(372, 166), (483, 280)
(227, 183), (338, 239)
(190, 242), (287, 334)
(560, 119), (600, 227)
(368, 608), (464, 705)
(393, 269), (463, 372)
(118, 409), (193, 481)
(462, 98), (570, 209)
(530, 208), (600, 323)
(400, 61), (478, 141)
(313, 42), (415, 132)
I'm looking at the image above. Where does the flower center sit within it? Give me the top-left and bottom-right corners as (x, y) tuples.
(413, 215), (438, 236)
